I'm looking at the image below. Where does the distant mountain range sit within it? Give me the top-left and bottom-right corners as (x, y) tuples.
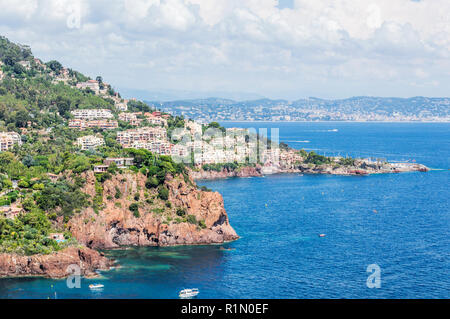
(119, 88), (264, 102)
(145, 96), (450, 122)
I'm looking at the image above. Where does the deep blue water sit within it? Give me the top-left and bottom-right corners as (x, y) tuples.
(0, 122), (449, 299)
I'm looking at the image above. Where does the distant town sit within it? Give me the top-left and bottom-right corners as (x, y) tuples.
(148, 97), (450, 122)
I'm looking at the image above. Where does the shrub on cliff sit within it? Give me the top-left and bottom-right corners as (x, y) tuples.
(186, 215), (197, 225)
(158, 186), (169, 200)
(114, 186), (122, 199)
(176, 208), (186, 217)
(145, 176), (159, 189)
(129, 203), (139, 217)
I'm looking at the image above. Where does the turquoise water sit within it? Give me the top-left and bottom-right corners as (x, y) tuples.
(0, 122), (449, 298)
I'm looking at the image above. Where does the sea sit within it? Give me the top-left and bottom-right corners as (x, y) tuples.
(0, 122), (448, 299)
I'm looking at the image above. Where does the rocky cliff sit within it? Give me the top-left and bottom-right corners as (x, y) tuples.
(68, 171), (238, 249)
(0, 247), (113, 279)
(189, 165), (262, 180)
(189, 161), (429, 180)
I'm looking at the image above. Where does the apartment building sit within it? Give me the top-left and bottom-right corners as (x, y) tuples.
(143, 113), (167, 126)
(76, 135), (105, 150)
(119, 113), (142, 126)
(129, 141), (171, 155)
(0, 132), (22, 151)
(185, 121), (202, 135)
(117, 127), (167, 147)
(86, 120), (118, 130)
(68, 119), (118, 130)
(71, 108), (113, 120)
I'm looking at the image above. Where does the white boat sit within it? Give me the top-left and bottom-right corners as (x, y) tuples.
(89, 284), (104, 289)
(179, 288), (199, 298)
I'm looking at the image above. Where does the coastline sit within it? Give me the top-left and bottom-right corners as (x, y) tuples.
(190, 162), (429, 181)
(219, 120), (450, 123)
(0, 247), (115, 279)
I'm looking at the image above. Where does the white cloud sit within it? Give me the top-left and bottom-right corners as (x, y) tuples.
(0, 0), (449, 98)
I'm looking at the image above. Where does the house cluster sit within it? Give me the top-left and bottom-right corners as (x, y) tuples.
(111, 93), (128, 111)
(69, 119), (118, 130)
(118, 112), (141, 126)
(52, 67), (72, 84)
(71, 109), (113, 120)
(18, 60), (31, 70)
(171, 127), (264, 165)
(76, 80), (100, 94)
(117, 127), (172, 155)
(75, 79), (113, 96)
(0, 132), (22, 151)
(76, 135), (105, 150)
(118, 111), (168, 127)
(69, 109), (118, 130)
(94, 157), (134, 173)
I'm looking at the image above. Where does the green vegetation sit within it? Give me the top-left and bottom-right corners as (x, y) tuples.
(339, 157), (356, 166)
(202, 162), (239, 172)
(301, 151), (332, 165)
(158, 186), (169, 200)
(129, 203), (140, 217)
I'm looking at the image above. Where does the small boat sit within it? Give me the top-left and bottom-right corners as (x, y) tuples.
(179, 288), (199, 298)
(89, 284), (104, 289)
(319, 234), (326, 237)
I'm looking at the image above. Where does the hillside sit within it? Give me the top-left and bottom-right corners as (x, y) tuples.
(0, 35), (238, 275)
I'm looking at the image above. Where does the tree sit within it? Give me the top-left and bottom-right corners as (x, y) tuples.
(55, 96), (71, 118)
(145, 176), (159, 189)
(46, 60), (63, 74)
(158, 186), (169, 200)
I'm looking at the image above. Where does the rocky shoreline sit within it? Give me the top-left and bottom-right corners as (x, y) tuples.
(189, 161), (429, 180)
(68, 171), (238, 249)
(0, 247), (114, 279)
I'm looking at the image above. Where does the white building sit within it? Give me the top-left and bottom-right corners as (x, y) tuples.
(117, 127), (167, 147)
(76, 135), (105, 150)
(0, 132), (22, 151)
(76, 80), (100, 93)
(71, 109), (113, 120)
(131, 141), (172, 155)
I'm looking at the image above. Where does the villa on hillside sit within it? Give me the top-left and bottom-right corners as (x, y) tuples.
(118, 112), (142, 126)
(142, 113), (167, 126)
(104, 157), (134, 168)
(0, 206), (24, 219)
(76, 135), (105, 150)
(76, 80), (100, 94)
(0, 132), (22, 151)
(94, 157), (134, 173)
(48, 233), (66, 243)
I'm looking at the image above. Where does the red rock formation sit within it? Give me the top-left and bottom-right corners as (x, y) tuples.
(189, 165), (262, 180)
(68, 171), (239, 249)
(0, 247), (113, 278)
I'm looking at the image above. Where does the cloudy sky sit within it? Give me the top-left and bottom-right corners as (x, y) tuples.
(0, 0), (449, 100)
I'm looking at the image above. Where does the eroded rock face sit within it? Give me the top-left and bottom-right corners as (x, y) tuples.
(0, 247), (113, 279)
(189, 165), (262, 180)
(68, 172), (239, 249)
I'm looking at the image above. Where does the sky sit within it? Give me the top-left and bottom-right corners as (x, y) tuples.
(0, 0), (449, 100)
